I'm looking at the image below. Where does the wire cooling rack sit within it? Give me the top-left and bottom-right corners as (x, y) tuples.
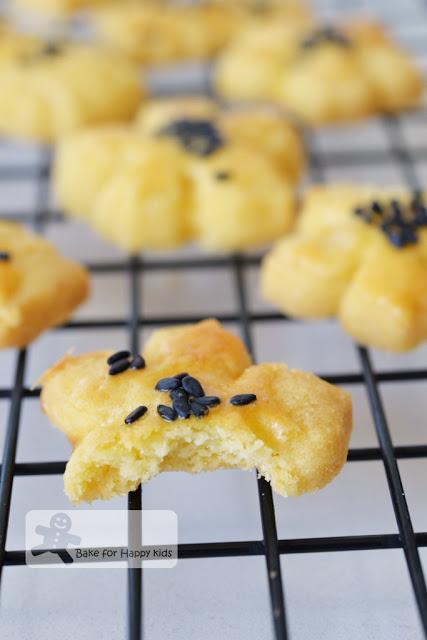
(1, 0), (427, 638)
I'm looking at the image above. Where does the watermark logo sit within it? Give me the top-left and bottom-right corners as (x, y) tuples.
(31, 512), (81, 564)
(26, 510), (177, 569)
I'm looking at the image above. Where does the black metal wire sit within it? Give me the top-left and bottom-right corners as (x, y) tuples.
(127, 255), (143, 640)
(304, 113), (427, 636)
(0, 148), (51, 584)
(232, 254), (288, 639)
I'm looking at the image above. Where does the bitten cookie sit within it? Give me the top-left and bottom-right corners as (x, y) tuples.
(54, 97), (300, 252)
(39, 319), (352, 503)
(215, 21), (423, 124)
(90, 0), (311, 64)
(261, 185), (427, 352)
(0, 39), (143, 141)
(0, 221), (89, 348)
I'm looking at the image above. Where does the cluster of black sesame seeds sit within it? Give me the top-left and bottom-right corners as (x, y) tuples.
(300, 26), (351, 51)
(21, 41), (64, 65)
(155, 373), (215, 421)
(39, 42), (63, 57)
(157, 119), (225, 157)
(353, 192), (427, 248)
(154, 372), (257, 422)
(245, 0), (272, 14)
(105, 352), (257, 426)
(107, 350), (146, 376)
(0, 251), (10, 262)
(215, 170), (231, 181)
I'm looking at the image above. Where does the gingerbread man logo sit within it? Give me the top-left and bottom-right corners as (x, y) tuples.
(31, 513), (81, 564)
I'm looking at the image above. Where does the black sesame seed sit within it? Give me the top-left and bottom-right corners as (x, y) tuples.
(196, 395), (221, 407)
(371, 201), (383, 214)
(190, 400), (209, 418)
(300, 26), (350, 50)
(107, 350), (131, 366)
(387, 230), (405, 248)
(155, 377), (181, 392)
(124, 405), (147, 425)
(390, 200), (403, 220)
(173, 372), (189, 381)
(230, 393), (257, 406)
(215, 170), (231, 181)
(353, 207), (371, 222)
(170, 388), (189, 402)
(108, 359), (131, 376)
(157, 119), (224, 157)
(415, 207), (427, 226)
(402, 227), (418, 245)
(0, 252), (10, 262)
(173, 396), (190, 419)
(40, 42), (63, 56)
(130, 355), (146, 370)
(182, 375), (204, 398)
(157, 405), (178, 422)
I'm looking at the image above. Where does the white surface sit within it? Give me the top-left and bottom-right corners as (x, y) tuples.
(1, 0), (427, 638)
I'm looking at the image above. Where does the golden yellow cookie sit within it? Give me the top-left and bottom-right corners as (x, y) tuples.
(0, 221), (89, 348)
(261, 185), (427, 352)
(135, 97), (305, 182)
(39, 319), (352, 503)
(0, 21), (42, 64)
(215, 21), (423, 124)
(11, 0), (105, 16)
(90, 0), (311, 64)
(91, 0), (235, 64)
(54, 98), (300, 253)
(0, 41), (143, 142)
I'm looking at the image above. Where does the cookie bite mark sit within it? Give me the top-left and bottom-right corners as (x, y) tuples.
(39, 319), (352, 503)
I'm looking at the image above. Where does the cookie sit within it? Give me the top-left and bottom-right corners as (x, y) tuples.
(39, 319), (352, 503)
(54, 98), (300, 252)
(0, 20), (42, 64)
(0, 221), (89, 348)
(135, 98), (305, 182)
(11, 0), (104, 16)
(215, 21), (423, 124)
(0, 40), (143, 141)
(90, 0), (311, 64)
(261, 184), (427, 352)
(91, 0), (235, 64)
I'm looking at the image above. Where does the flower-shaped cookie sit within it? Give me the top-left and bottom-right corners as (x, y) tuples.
(215, 21), (423, 125)
(54, 97), (302, 252)
(91, 0), (235, 64)
(0, 20), (42, 64)
(90, 0), (311, 64)
(11, 0), (104, 16)
(0, 37), (143, 141)
(261, 185), (427, 352)
(0, 221), (89, 348)
(40, 319), (352, 503)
